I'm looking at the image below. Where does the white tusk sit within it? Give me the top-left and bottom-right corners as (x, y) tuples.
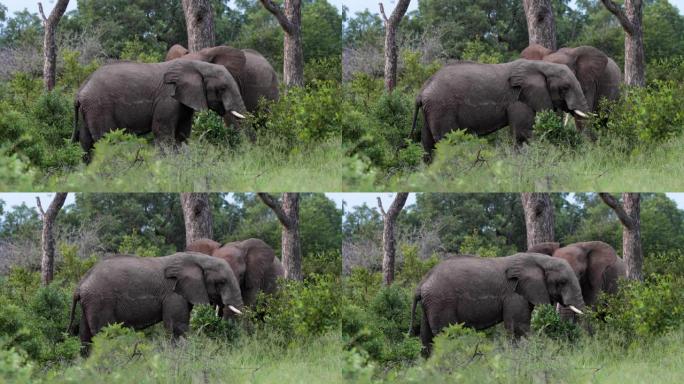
(228, 305), (242, 315)
(563, 113), (570, 127)
(215, 305), (220, 317)
(569, 305), (584, 315)
(556, 302), (561, 312)
(231, 111), (246, 119)
(573, 110), (588, 118)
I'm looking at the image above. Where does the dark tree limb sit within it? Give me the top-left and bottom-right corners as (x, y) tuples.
(379, 0), (411, 92)
(258, 193), (302, 280)
(600, 0), (635, 34)
(378, 193), (409, 286)
(38, 193), (68, 285)
(38, 0), (70, 91)
(599, 193), (643, 280)
(259, 0), (294, 34)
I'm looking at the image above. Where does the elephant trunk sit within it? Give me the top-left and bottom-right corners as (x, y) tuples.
(219, 272), (244, 320)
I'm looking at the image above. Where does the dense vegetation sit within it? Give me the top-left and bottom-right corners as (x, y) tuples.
(0, 0), (342, 191)
(0, 193), (342, 383)
(342, 0), (684, 191)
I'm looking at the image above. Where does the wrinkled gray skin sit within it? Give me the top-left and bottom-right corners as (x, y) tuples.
(186, 238), (284, 307)
(409, 253), (585, 356)
(412, 59), (590, 162)
(67, 252), (243, 346)
(165, 45), (279, 113)
(528, 241), (627, 320)
(521, 45), (622, 137)
(72, 59), (247, 161)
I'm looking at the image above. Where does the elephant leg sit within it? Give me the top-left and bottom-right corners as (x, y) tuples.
(162, 295), (191, 338)
(503, 295), (531, 338)
(175, 110), (193, 144)
(152, 104), (181, 150)
(79, 307), (93, 344)
(422, 109), (455, 163)
(420, 304), (434, 358)
(506, 102), (534, 147)
(421, 125), (436, 163)
(85, 302), (115, 337)
(78, 125), (95, 163)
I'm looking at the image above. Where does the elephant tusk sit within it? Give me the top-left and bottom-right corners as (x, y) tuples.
(556, 302), (561, 312)
(573, 110), (588, 118)
(215, 305), (220, 317)
(231, 111), (246, 119)
(563, 113), (570, 127)
(228, 305), (242, 315)
(569, 305), (584, 315)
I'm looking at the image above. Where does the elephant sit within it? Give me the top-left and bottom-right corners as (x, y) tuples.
(72, 59), (247, 161)
(186, 238), (284, 307)
(165, 44), (279, 113)
(411, 59), (590, 162)
(409, 253), (585, 356)
(67, 252), (243, 346)
(520, 44), (622, 136)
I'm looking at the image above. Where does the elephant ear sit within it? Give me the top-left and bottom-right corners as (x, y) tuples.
(199, 46), (246, 77)
(164, 261), (210, 305)
(520, 44), (553, 60)
(506, 257), (551, 306)
(164, 61), (208, 111)
(213, 244), (247, 283)
(165, 44), (190, 61)
(510, 63), (553, 112)
(569, 46), (608, 93)
(242, 239), (276, 292)
(583, 242), (619, 298)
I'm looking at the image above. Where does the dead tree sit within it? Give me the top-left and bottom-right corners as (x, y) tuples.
(378, 193), (409, 286)
(599, 193), (643, 280)
(521, 193), (555, 248)
(181, 193), (213, 247)
(260, 0), (304, 87)
(601, 0), (645, 86)
(38, 0), (70, 91)
(37, 193), (68, 285)
(258, 193), (302, 280)
(522, 0), (557, 50)
(182, 0), (215, 52)
(379, 0), (411, 92)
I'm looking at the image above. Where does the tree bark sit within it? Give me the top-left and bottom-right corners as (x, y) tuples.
(378, 193), (409, 286)
(522, 0), (557, 50)
(599, 193), (643, 280)
(260, 0), (304, 87)
(38, 193), (68, 285)
(181, 193), (213, 247)
(38, 0), (70, 91)
(379, 1), (411, 92)
(521, 193), (555, 248)
(258, 193), (303, 281)
(601, 0), (645, 86)
(182, 0), (215, 52)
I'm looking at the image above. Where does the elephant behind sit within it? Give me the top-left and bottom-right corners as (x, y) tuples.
(72, 59), (247, 161)
(409, 253), (585, 356)
(412, 59), (590, 162)
(186, 237), (284, 307)
(67, 252), (243, 346)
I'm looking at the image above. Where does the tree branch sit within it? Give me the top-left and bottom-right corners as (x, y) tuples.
(257, 193), (291, 228)
(599, 193), (635, 229)
(389, 0), (411, 26)
(38, 2), (47, 23)
(387, 193), (409, 219)
(600, 0), (634, 34)
(36, 197), (45, 217)
(379, 3), (388, 23)
(377, 197), (387, 217)
(259, 0), (294, 34)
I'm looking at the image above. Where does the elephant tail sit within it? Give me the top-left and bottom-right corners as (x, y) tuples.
(67, 289), (80, 335)
(408, 290), (421, 337)
(409, 96), (422, 142)
(71, 100), (80, 143)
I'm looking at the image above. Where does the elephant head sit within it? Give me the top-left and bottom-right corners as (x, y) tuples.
(163, 59), (247, 122)
(166, 44), (190, 61)
(526, 242), (561, 256)
(164, 252), (243, 319)
(166, 44), (246, 80)
(186, 238), (221, 255)
(506, 253), (585, 313)
(510, 59), (590, 119)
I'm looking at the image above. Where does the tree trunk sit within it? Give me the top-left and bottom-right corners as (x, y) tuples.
(601, 0), (645, 86)
(182, 0), (215, 52)
(181, 193), (213, 247)
(258, 193), (303, 281)
(599, 193), (643, 280)
(38, 0), (70, 91)
(521, 193), (555, 248)
(38, 193), (68, 285)
(522, 0), (557, 50)
(378, 193), (409, 286)
(260, 0), (304, 87)
(380, 1), (411, 92)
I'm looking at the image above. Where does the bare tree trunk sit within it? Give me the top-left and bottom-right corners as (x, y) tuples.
(599, 193), (643, 280)
(181, 193), (213, 247)
(260, 0), (304, 87)
(379, 1), (411, 92)
(521, 193), (555, 248)
(38, 193), (68, 285)
(182, 0), (215, 52)
(378, 193), (409, 286)
(258, 193), (303, 281)
(522, 0), (557, 50)
(601, 0), (645, 86)
(38, 0), (70, 91)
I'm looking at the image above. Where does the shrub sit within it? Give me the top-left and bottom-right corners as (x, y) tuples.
(59, 49), (100, 90)
(530, 304), (582, 342)
(643, 250), (684, 278)
(86, 324), (151, 371)
(303, 250), (341, 276)
(532, 110), (583, 148)
(117, 230), (170, 257)
(0, 347), (33, 384)
(0, 145), (35, 190)
(191, 109), (242, 148)
(399, 50), (441, 92)
(0, 297), (47, 360)
(57, 243), (97, 284)
(342, 304), (386, 360)
(397, 243), (439, 286)
(305, 56), (342, 84)
(345, 267), (382, 306)
(189, 304), (241, 341)
(428, 323), (494, 373)
(427, 130), (495, 177)
(461, 39), (504, 64)
(647, 56), (684, 83)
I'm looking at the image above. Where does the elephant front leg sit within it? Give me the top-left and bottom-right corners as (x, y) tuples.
(506, 102), (535, 147)
(162, 295), (192, 339)
(503, 295), (532, 338)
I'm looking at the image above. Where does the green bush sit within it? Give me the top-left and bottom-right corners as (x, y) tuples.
(461, 39), (504, 64)
(344, 268), (382, 306)
(86, 324), (152, 370)
(57, 243), (97, 284)
(399, 50), (441, 92)
(189, 304), (241, 341)
(117, 230), (172, 257)
(428, 130), (495, 177)
(0, 297), (47, 360)
(428, 324), (494, 373)
(644, 250), (684, 278)
(0, 347), (33, 384)
(303, 250), (341, 276)
(59, 49), (100, 90)
(647, 56), (684, 83)
(532, 110), (583, 148)
(0, 145), (35, 190)
(191, 109), (243, 147)
(305, 56), (342, 84)
(396, 244), (439, 286)
(530, 304), (582, 342)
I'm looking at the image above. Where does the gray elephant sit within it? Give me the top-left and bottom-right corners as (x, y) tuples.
(165, 45), (279, 113)
(72, 59), (247, 161)
(409, 253), (585, 356)
(521, 45), (622, 136)
(186, 238), (284, 307)
(67, 252), (243, 346)
(411, 59), (590, 162)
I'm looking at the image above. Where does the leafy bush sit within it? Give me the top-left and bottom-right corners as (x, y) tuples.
(120, 37), (164, 63)
(427, 130), (495, 176)
(396, 244), (439, 286)
(530, 304), (582, 342)
(189, 304), (241, 341)
(428, 324), (494, 373)
(86, 324), (152, 370)
(533, 110), (583, 148)
(461, 39), (504, 64)
(0, 146), (35, 190)
(59, 49), (100, 90)
(0, 347), (33, 384)
(191, 109), (243, 148)
(305, 56), (342, 84)
(459, 231), (516, 258)
(648, 56), (684, 83)
(399, 50), (441, 92)
(57, 243), (97, 284)
(117, 230), (170, 257)
(303, 250), (341, 276)
(644, 250), (684, 278)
